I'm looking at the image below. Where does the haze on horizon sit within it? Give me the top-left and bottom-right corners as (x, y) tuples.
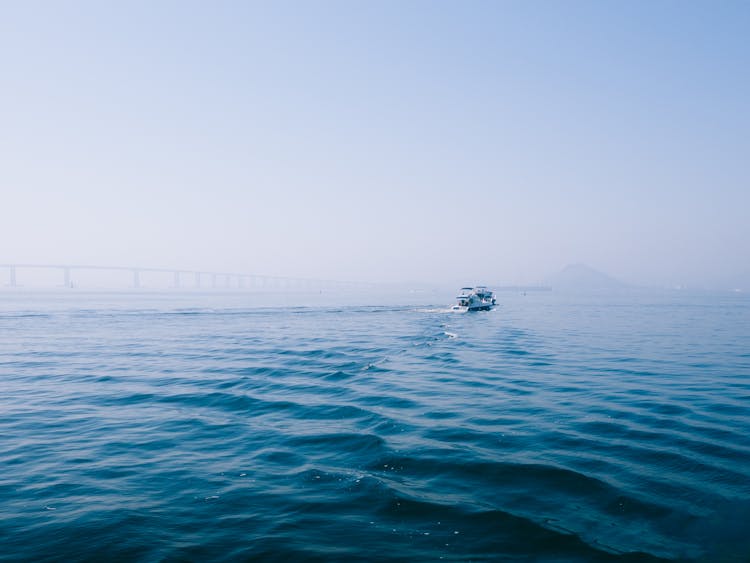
(1, 1), (748, 290)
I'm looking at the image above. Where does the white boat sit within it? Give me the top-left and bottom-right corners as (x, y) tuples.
(451, 286), (496, 311)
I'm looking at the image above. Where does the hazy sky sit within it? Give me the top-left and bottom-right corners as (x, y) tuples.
(2, 1), (748, 288)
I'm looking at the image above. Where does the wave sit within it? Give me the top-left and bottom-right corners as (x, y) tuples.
(2, 293), (749, 561)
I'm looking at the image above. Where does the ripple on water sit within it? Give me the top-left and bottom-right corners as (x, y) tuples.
(1, 293), (749, 561)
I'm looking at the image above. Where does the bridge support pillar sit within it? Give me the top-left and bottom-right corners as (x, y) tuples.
(194, 272), (201, 288)
(63, 267), (71, 288)
(173, 271), (180, 289)
(132, 269), (140, 289)
(9, 265), (16, 287)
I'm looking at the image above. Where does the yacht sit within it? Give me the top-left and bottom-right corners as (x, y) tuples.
(452, 286), (496, 311)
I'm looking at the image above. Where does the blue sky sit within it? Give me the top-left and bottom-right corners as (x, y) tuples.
(1, 1), (748, 288)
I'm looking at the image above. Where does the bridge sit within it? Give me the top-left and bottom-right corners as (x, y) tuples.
(0, 263), (367, 291)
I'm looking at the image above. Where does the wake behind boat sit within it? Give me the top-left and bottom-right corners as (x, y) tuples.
(451, 286), (496, 312)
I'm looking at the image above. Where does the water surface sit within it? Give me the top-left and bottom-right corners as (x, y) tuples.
(1, 290), (748, 561)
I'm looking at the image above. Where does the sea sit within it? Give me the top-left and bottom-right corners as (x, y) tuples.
(1, 288), (748, 562)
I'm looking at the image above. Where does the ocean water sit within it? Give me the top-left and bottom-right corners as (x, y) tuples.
(1, 289), (748, 562)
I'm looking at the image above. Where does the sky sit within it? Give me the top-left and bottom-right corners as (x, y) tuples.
(1, 1), (748, 289)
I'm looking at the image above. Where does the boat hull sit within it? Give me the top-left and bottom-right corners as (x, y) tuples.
(451, 300), (494, 312)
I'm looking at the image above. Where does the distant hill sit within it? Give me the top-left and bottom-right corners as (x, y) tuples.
(546, 264), (629, 291)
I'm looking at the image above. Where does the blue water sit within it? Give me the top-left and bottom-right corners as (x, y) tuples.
(1, 289), (749, 561)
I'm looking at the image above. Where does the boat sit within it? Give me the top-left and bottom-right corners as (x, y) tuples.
(451, 286), (496, 311)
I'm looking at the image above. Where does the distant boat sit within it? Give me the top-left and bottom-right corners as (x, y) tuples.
(451, 286), (496, 312)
